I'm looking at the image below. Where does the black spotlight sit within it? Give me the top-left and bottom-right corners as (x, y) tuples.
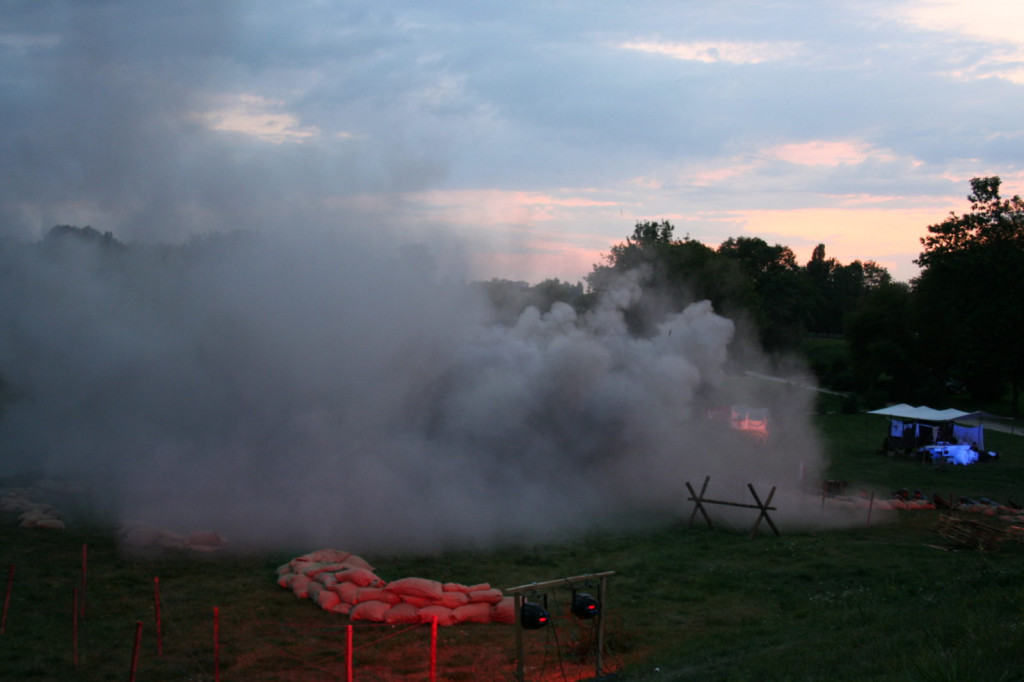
(571, 590), (600, 619)
(520, 600), (550, 629)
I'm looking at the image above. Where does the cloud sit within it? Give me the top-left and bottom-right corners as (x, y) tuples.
(890, 0), (1024, 82)
(194, 94), (321, 144)
(619, 39), (803, 64)
(765, 140), (886, 167)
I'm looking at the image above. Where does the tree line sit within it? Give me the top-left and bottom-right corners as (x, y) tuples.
(481, 177), (1024, 415)
(4, 177), (1022, 415)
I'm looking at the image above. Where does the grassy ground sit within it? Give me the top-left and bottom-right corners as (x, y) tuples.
(3, 411), (1024, 681)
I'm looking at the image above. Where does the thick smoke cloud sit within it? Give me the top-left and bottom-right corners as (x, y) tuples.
(0, 230), (826, 553)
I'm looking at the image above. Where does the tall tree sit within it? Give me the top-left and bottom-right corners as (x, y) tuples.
(914, 176), (1024, 413)
(717, 237), (810, 349)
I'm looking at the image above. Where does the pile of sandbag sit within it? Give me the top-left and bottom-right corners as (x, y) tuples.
(277, 549), (515, 626)
(0, 489), (66, 530)
(118, 522), (229, 552)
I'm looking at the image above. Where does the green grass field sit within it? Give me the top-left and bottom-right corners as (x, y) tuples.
(3, 411), (1024, 681)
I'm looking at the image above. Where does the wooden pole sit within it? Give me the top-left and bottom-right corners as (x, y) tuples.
(430, 614), (438, 682)
(129, 621), (142, 682)
(1, 564), (13, 635)
(346, 624), (353, 682)
(213, 607), (220, 682)
(153, 577), (163, 657)
(867, 491), (875, 527)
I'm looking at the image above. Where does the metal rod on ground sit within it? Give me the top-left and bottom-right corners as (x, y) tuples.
(129, 621), (142, 682)
(1, 564), (13, 635)
(213, 607), (220, 682)
(430, 615), (438, 682)
(346, 624), (353, 682)
(154, 577), (163, 657)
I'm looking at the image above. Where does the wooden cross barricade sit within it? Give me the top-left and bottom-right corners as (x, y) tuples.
(686, 476), (781, 539)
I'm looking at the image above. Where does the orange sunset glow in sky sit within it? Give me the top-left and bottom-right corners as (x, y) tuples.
(4, 1), (1024, 285)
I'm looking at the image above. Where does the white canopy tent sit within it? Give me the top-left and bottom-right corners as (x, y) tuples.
(867, 403), (1000, 463)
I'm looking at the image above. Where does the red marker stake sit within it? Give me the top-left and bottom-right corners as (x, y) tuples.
(1, 564), (13, 635)
(213, 607), (220, 682)
(129, 621), (142, 682)
(430, 615), (438, 682)
(72, 588), (79, 670)
(153, 577), (163, 657)
(80, 544), (87, 619)
(346, 624), (354, 682)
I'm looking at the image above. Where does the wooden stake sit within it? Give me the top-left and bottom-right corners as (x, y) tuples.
(153, 577), (163, 657)
(1, 564), (13, 635)
(867, 491), (875, 527)
(129, 621), (142, 682)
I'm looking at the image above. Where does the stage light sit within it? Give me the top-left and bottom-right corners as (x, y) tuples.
(571, 590), (600, 619)
(520, 600), (550, 629)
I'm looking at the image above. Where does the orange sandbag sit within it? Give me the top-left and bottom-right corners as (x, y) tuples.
(335, 567), (383, 587)
(383, 603), (422, 625)
(490, 597), (515, 625)
(355, 587), (401, 605)
(418, 605), (456, 627)
(442, 582), (472, 593)
(468, 588), (503, 604)
(306, 582), (324, 602)
(291, 575), (312, 599)
(317, 589), (341, 611)
(453, 602), (492, 624)
(278, 573), (296, 589)
(399, 594), (436, 609)
(350, 600), (391, 622)
(387, 577), (443, 600)
(330, 602), (352, 616)
(332, 581), (360, 604)
(437, 591), (469, 609)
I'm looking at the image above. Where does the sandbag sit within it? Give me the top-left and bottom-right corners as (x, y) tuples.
(418, 605), (456, 627)
(453, 602), (492, 624)
(332, 582), (360, 604)
(350, 600), (390, 622)
(468, 588), (503, 604)
(291, 575), (312, 599)
(387, 577), (443, 600)
(317, 589), (341, 611)
(399, 594), (435, 609)
(437, 591), (469, 609)
(355, 587), (401, 605)
(330, 602), (353, 616)
(383, 602), (422, 625)
(490, 597), (516, 625)
(335, 567), (384, 587)
(442, 582), (472, 593)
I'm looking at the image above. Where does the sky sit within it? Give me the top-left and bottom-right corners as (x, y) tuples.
(4, 0), (1024, 285)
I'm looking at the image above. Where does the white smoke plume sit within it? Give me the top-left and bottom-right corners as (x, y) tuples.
(0, 230), (826, 554)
